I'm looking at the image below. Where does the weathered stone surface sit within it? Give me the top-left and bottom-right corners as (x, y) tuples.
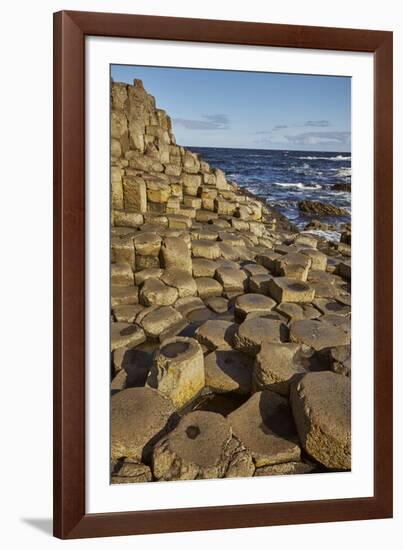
(196, 320), (237, 351)
(160, 236), (192, 273)
(111, 263), (134, 286)
(215, 266), (248, 292)
(113, 304), (144, 323)
(289, 319), (350, 351)
(248, 274), (273, 294)
(218, 242), (241, 261)
(253, 342), (305, 396)
(147, 337), (205, 408)
(256, 251), (282, 272)
(276, 302), (321, 321)
(111, 235), (135, 267)
(228, 391), (301, 467)
(215, 198), (237, 216)
(205, 296), (229, 313)
(268, 277), (315, 303)
(192, 228), (218, 241)
(275, 252), (311, 281)
(192, 258), (217, 278)
(183, 195), (202, 209)
(191, 239), (221, 260)
(111, 322), (146, 351)
(139, 306), (183, 339)
(254, 461), (314, 476)
(139, 277), (178, 306)
(146, 179), (171, 203)
(196, 277), (223, 298)
(134, 232), (161, 257)
(174, 296), (206, 317)
(294, 233), (318, 249)
(161, 268), (197, 298)
(224, 436), (255, 478)
(234, 293), (276, 320)
(325, 345), (351, 377)
(152, 411), (233, 480)
(111, 460), (152, 484)
(300, 248), (327, 271)
(111, 369), (127, 392)
(134, 267), (163, 286)
(111, 285), (139, 307)
(313, 298), (350, 317)
(135, 255), (161, 270)
(205, 350), (254, 394)
(290, 372), (351, 469)
(219, 233), (246, 247)
(243, 263), (269, 277)
(233, 317), (288, 356)
(113, 346), (152, 386)
(111, 387), (177, 462)
(167, 214), (192, 229)
(122, 176), (147, 212)
(113, 210), (144, 228)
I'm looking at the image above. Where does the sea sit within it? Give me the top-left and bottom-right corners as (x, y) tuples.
(190, 147), (351, 235)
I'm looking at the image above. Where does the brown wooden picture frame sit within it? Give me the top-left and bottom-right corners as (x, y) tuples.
(53, 10), (393, 539)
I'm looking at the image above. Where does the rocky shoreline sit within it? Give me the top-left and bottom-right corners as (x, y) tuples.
(110, 79), (352, 483)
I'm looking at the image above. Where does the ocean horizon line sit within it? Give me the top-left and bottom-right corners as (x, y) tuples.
(185, 145), (351, 155)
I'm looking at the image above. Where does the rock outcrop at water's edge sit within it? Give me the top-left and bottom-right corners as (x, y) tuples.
(298, 200), (350, 217)
(110, 79), (352, 484)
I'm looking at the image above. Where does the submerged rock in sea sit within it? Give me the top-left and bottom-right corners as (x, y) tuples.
(298, 200), (349, 217)
(333, 183), (351, 192)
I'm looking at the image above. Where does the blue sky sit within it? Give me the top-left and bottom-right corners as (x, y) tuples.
(111, 65), (351, 152)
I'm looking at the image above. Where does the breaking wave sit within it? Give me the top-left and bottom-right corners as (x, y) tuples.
(298, 155), (351, 161)
(273, 182), (322, 190)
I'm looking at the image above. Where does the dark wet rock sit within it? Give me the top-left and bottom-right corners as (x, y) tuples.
(333, 183), (351, 192)
(299, 200), (349, 217)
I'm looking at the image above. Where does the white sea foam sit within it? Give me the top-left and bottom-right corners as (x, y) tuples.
(298, 155), (351, 161)
(273, 182), (322, 190)
(305, 229), (341, 242)
(335, 167), (351, 178)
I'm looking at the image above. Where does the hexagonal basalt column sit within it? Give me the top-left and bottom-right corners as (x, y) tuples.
(147, 337), (205, 409)
(152, 411), (234, 480)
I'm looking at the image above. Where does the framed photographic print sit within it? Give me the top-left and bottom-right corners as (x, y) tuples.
(53, 10), (393, 539)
